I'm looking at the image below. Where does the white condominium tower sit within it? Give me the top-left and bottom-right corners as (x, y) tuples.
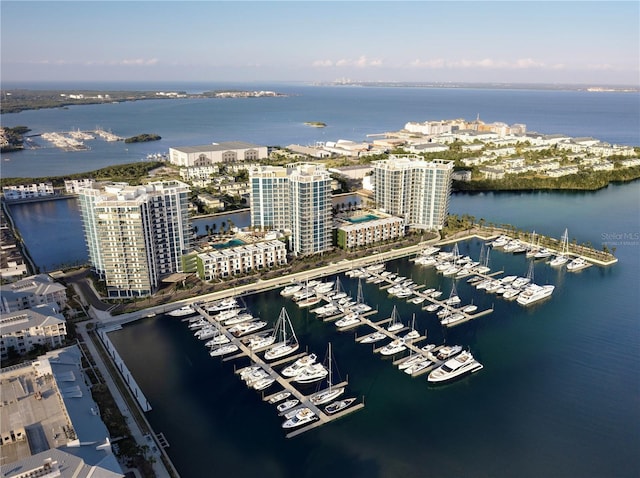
(249, 163), (332, 255)
(249, 165), (290, 231)
(372, 155), (453, 230)
(78, 181), (191, 298)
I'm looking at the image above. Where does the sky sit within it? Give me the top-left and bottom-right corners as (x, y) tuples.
(1, 1), (639, 86)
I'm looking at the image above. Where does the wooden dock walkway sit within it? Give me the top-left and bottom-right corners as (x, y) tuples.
(191, 303), (364, 438)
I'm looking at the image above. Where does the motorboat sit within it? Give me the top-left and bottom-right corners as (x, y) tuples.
(360, 331), (386, 344)
(324, 397), (357, 415)
(567, 257), (590, 272)
(206, 298), (238, 313)
(534, 248), (553, 259)
(282, 407), (317, 429)
(398, 354), (426, 371)
(425, 303), (440, 313)
(436, 345), (462, 360)
(404, 358), (433, 375)
(167, 305), (195, 317)
(252, 377), (275, 391)
(462, 304), (478, 314)
(503, 288), (521, 301)
(268, 391), (291, 404)
(223, 313), (255, 326)
(280, 284), (303, 297)
(276, 399), (300, 413)
(428, 350), (483, 384)
(516, 284), (555, 306)
(205, 333), (230, 346)
(441, 313), (466, 326)
(246, 334), (276, 351)
(379, 338), (407, 356)
(229, 320), (267, 337)
(265, 342), (300, 361)
(209, 343), (238, 357)
(281, 353), (317, 378)
(293, 364), (328, 384)
(335, 312), (360, 328)
(549, 255), (569, 267)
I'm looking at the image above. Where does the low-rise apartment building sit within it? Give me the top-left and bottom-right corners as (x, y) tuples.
(196, 240), (287, 280)
(0, 303), (67, 359)
(336, 215), (405, 249)
(0, 274), (67, 314)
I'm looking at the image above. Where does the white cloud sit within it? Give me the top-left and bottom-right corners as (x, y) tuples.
(313, 56), (383, 68)
(409, 58), (555, 70)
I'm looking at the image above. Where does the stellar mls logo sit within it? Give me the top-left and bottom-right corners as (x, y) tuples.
(601, 231), (640, 247)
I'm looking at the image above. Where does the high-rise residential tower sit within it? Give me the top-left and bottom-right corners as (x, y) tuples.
(372, 155), (453, 230)
(249, 163), (332, 255)
(78, 180), (191, 298)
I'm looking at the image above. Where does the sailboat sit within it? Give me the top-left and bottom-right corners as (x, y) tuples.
(402, 313), (420, 341)
(386, 305), (404, 332)
(444, 281), (461, 306)
(475, 246), (491, 274)
(549, 228), (570, 267)
(310, 342), (345, 406)
(264, 307), (300, 360)
(526, 230), (540, 258)
(351, 278), (372, 313)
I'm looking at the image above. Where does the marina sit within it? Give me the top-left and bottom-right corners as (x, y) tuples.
(188, 301), (365, 438)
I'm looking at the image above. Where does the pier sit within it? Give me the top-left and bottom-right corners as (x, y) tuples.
(190, 303), (365, 438)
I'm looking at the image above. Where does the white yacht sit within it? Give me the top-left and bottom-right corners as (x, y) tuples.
(425, 303), (440, 313)
(462, 304), (478, 314)
(265, 342), (300, 361)
(223, 313), (255, 326)
(252, 377), (275, 391)
(281, 353), (317, 378)
(209, 343), (238, 357)
(534, 248), (553, 259)
(435, 345), (462, 360)
(324, 397), (357, 415)
(360, 331), (386, 344)
(268, 391), (291, 404)
(293, 364), (328, 384)
(503, 288), (521, 301)
(335, 312), (361, 328)
(404, 359), (433, 375)
(549, 255), (569, 267)
(276, 399), (300, 413)
(229, 320), (267, 337)
(167, 305), (195, 317)
(428, 350), (483, 384)
(567, 257), (590, 272)
(246, 334), (276, 351)
(517, 284), (555, 306)
(282, 407), (317, 429)
(206, 333), (230, 346)
(280, 284), (303, 297)
(379, 338), (407, 356)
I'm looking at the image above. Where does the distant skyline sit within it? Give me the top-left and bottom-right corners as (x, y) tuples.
(1, 1), (639, 86)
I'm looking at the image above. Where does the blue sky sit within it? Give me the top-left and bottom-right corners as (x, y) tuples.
(2, 1), (638, 85)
